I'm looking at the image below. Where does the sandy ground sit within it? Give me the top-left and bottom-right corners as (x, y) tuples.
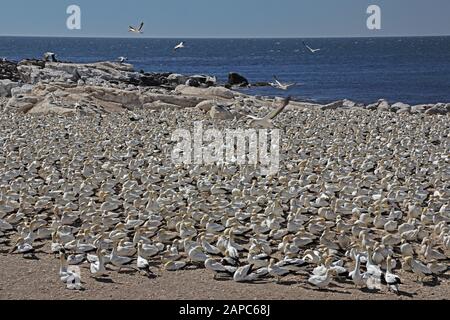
(0, 250), (448, 300)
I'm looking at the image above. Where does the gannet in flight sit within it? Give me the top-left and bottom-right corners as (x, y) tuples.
(270, 76), (296, 90)
(118, 56), (128, 63)
(246, 96), (291, 129)
(174, 42), (185, 51)
(129, 22), (144, 34)
(303, 41), (321, 53)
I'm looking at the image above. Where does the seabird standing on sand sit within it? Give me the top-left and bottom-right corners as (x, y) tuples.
(43, 52), (57, 62)
(174, 42), (185, 51)
(270, 76), (296, 90)
(246, 96), (291, 129)
(129, 22), (144, 34)
(303, 41), (321, 53)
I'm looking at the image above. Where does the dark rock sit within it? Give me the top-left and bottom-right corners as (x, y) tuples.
(228, 72), (249, 87)
(0, 60), (21, 82)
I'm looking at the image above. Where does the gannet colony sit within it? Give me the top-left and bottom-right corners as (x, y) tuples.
(0, 58), (449, 299)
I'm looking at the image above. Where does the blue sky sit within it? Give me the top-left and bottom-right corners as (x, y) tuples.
(1, 0), (450, 38)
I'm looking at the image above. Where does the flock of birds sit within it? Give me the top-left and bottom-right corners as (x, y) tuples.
(0, 100), (448, 295)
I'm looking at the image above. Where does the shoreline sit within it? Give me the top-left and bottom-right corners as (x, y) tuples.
(0, 59), (449, 116)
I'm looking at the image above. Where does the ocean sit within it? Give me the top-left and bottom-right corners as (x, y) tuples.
(1, 36), (450, 105)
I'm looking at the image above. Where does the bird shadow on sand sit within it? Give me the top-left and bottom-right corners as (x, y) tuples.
(297, 284), (351, 294)
(360, 287), (383, 294)
(277, 280), (298, 286)
(396, 290), (416, 298)
(94, 277), (115, 284)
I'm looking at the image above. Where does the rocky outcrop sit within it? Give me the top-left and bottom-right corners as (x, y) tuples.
(175, 85), (237, 100)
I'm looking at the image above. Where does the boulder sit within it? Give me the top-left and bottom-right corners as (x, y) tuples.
(175, 85), (236, 99)
(342, 99), (356, 108)
(167, 73), (188, 85)
(390, 102), (410, 112)
(0, 79), (20, 97)
(377, 100), (390, 112)
(366, 102), (380, 111)
(195, 100), (217, 112)
(11, 84), (33, 97)
(210, 105), (234, 120)
(320, 100), (343, 110)
(410, 104), (432, 114)
(425, 103), (448, 115)
(142, 93), (204, 108)
(228, 72), (249, 87)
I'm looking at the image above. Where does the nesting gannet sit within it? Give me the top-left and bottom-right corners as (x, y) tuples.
(188, 245), (209, 263)
(205, 258), (236, 279)
(129, 22), (144, 34)
(109, 241), (133, 271)
(174, 42), (185, 51)
(384, 256), (401, 294)
(59, 249), (82, 290)
(270, 76), (296, 91)
(233, 264), (259, 282)
(308, 269), (336, 289)
(303, 41), (321, 53)
(349, 254), (367, 288)
(164, 260), (186, 271)
(246, 96), (291, 129)
(404, 256), (433, 281)
(90, 248), (107, 277)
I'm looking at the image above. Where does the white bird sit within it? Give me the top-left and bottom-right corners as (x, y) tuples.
(233, 264), (259, 282)
(308, 269), (336, 289)
(117, 56), (128, 63)
(164, 260), (186, 271)
(174, 42), (185, 51)
(404, 256), (433, 282)
(247, 96), (291, 129)
(59, 249), (82, 290)
(90, 248), (107, 277)
(384, 256), (401, 294)
(43, 52), (57, 62)
(270, 76), (296, 90)
(129, 22), (144, 34)
(303, 41), (321, 53)
(349, 254), (367, 288)
(205, 258), (236, 279)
